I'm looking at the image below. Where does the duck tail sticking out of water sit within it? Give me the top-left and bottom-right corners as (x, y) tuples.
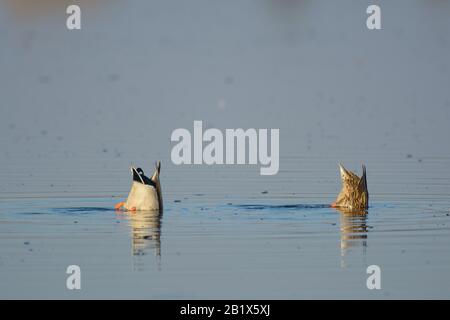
(115, 161), (163, 212)
(331, 163), (369, 211)
(151, 161), (163, 212)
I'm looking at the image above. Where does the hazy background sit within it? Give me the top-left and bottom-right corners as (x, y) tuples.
(1, 0), (450, 196)
(0, 0), (450, 299)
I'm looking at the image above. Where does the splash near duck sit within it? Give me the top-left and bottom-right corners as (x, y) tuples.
(115, 161), (163, 212)
(331, 164), (368, 211)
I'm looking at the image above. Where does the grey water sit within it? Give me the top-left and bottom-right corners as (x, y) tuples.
(1, 0), (450, 299)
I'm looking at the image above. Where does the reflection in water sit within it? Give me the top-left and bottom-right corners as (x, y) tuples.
(126, 211), (162, 271)
(335, 208), (368, 267)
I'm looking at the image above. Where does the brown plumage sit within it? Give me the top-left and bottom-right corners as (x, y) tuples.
(332, 164), (368, 211)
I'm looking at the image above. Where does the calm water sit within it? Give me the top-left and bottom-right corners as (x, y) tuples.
(1, 155), (449, 299)
(1, 0), (450, 299)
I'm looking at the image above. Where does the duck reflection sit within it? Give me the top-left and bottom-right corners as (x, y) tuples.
(335, 208), (368, 266)
(125, 211), (162, 271)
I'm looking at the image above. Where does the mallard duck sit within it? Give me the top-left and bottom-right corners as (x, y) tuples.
(115, 161), (163, 212)
(331, 164), (368, 211)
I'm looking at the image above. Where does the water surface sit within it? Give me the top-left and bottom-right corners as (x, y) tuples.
(1, 0), (450, 299)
